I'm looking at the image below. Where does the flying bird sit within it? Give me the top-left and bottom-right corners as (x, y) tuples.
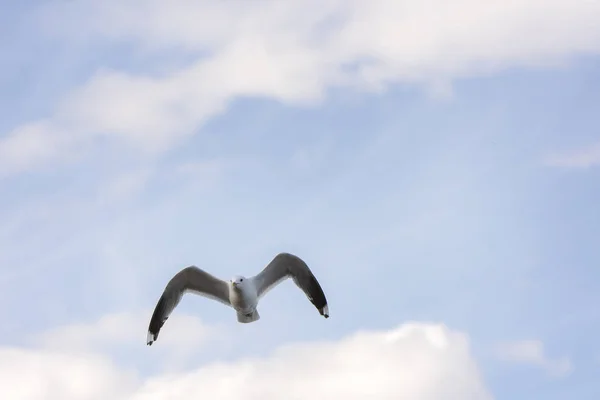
(146, 252), (329, 345)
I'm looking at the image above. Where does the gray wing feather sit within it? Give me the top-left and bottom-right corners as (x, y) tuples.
(251, 252), (329, 318)
(147, 266), (230, 345)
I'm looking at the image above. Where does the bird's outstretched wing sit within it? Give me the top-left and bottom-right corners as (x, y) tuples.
(147, 266), (230, 346)
(251, 252), (329, 318)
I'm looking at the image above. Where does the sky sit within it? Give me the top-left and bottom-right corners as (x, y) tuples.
(1, 0), (600, 399)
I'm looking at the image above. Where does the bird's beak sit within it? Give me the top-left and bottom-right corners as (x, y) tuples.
(232, 282), (237, 287)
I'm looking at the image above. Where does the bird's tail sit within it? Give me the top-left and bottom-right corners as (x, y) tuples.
(237, 309), (260, 323)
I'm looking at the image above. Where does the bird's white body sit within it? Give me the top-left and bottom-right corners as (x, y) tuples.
(228, 276), (260, 322)
(229, 282), (257, 312)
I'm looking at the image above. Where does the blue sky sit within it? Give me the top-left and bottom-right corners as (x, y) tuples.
(1, 1), (600, 399)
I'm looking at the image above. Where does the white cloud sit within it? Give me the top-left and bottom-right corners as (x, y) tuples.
(0, 348), (138, 400)
(2, 321), (492, 400)
(544, 142), (600, 168)
(493, 339), (573, 378)
(2, 0), (600, 176)
(0, 121), (71, 177)
(33, 311), (223, 355)
(31, 311), (231, 375)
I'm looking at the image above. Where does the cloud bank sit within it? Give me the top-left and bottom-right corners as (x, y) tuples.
(1, 321), (492, 400)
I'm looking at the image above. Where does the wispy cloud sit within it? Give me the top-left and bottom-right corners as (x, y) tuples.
(3, 0), (599, 176)
(544, 141), (600, 168)
(32, 311), (221, 353)
(493, 340), (573, 378)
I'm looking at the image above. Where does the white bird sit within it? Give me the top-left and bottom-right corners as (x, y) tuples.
(146, 252), (329, 346)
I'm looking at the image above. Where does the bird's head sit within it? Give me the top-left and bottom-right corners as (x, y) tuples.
(230, 275), (247, 289)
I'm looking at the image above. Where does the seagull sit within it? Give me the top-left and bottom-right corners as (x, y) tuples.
(146, 252), (329, 346)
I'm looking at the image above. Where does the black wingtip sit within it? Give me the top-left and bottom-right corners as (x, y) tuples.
(147, 295), (169, 346)
(307, 275), (328, 312)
